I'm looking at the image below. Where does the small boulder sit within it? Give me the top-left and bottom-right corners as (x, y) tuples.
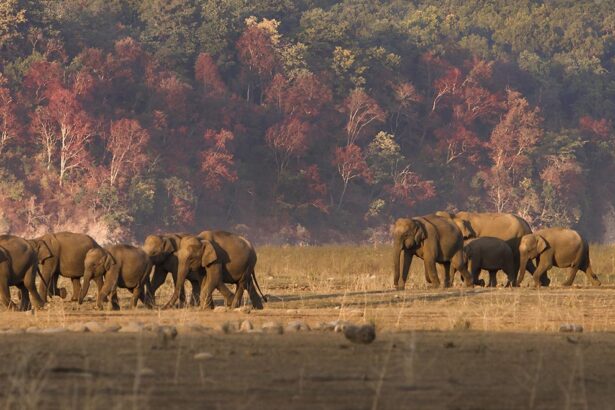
(285, 320), (310, 332)
(67, 323), (88, 332)
(261, 321), (283, 334)
(343, 324), (376, 344)
(119, 322), (145, 333)
(194, 352), (214, 360)
(235, 306), (251, 314)
(239, 320), (254, 332)
(213, 306), (228, 313)
(559, 323), (583, 333)
(217, 321), (237, 334)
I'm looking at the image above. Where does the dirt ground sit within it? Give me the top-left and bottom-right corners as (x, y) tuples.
(2, 284), (615, 409)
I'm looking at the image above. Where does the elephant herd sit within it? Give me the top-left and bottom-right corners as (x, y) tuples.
(393, 211), (601, 289)
(0, 230), (266, 311)
(0, 210), (602, 312)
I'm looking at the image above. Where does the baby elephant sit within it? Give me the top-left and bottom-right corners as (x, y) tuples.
(78, 245), (153, 310)
(518, 228), (600, 287)
(463, 237), (517, 287)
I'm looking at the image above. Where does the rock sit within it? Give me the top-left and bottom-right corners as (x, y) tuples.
(194, 352), (214, 360)
(38, 327), (68, 334)
(0, 328), (25, 334)
(559, 323), (583, 333)
(67, 323), (88, 332)
(119, 322), (145, 333)
(181, 324), (210, 333)
(213, 306), (228, 313)
(286, 309), (299, 314)
(239, 320), (253, 332)
(285, 320), (310, 332)
(137, 367), (155, 376)
(343, 324), (376, 345)
(261, 321), (283, 334)
(157, 326), (178, 340)
(235, 306), (251, 314)
(332, 320), (351, 333)
(217, 321), (236, 334)
(83, 322), (120, 333)
(25, 327), (39, 334)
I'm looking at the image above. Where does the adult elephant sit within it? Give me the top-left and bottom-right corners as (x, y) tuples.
(435, 211), (549, 286)
(392, 214), (473, 289)
(0, 235), (45, 311)
(162, 231), (265, 310)
(518, 228), (601, 287)
(142, 233), (215, 306)
(29, 232), (103, 302)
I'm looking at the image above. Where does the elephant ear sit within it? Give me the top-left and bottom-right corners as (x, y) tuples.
(104, 252), (117, 271)
(536, 235), (549, 253)
(460, 220), (476, 239)
(162, 237), (177, 254)
(413, 222), (427, 244)
(201, 240), (218, 268)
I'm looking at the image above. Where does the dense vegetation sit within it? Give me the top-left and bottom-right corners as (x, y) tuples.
(0, 0), (614, 243)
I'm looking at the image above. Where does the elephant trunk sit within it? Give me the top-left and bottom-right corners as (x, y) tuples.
(78, 271), (93, 304)
(393, 238), (407, 290)
(517, 254), (529, 287)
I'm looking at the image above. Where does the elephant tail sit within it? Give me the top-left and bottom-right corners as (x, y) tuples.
(252, 271), (268, 303)
(32, 254), (50, 292)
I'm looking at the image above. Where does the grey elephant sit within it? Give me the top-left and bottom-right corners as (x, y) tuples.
(518, 228), (601, 287)
(435, 211), (549, 286)
(29, 232), (103, 301)
(78, 245), (154, 310)
(142, 233), (223, 306)
(392, 214), (473, 289)
(463, 237), (517, 287)
(0, 235), (45, 311)
(162, 231), (265, 310)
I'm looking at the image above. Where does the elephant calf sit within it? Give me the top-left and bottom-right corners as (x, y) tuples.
(518, 228), (601, 287)
(79, 245), (153, 310)
(463, 237), (517, 287)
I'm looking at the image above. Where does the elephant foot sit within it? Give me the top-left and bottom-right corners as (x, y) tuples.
(562, 281), (573, 287)
(6, 301), (18, 311)
(111, 304), (120, 311)
(59, 288), (68, 299)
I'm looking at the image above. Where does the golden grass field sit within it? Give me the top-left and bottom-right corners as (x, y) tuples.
(2, 245), (615, 409)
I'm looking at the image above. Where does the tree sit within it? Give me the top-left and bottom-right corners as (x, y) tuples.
(342, 88), (385, 145)
(200, 129), (237, 191)
(265, 117), (310, 176)
(333, 143), (371, 210)
(106, 119), (150, 187)
(0, 0), (26, 49)
(194, 52), (226, 96)
(0, 76), (21, 156)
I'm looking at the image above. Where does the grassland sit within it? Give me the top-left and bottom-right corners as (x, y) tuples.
(2, 245), (615, 409)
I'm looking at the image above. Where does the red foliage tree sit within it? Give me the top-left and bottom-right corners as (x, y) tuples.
(200, 129), (237, 191)
(0, 77), (22, 156)
(265, 72), (332, 118)
(387, 165), (436, 207)
(265, 117), (310, 175)
(194, 53), (226, 96)
(333, 143), (372, 209)
(236, 25), (278, 101)
(106, 119), (150, 187)
(342, 88), (385, 145)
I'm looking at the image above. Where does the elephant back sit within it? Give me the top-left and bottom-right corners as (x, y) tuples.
(0, 235), (37, 276)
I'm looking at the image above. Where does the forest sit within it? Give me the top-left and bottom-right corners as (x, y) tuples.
(0, 0), (614, 244)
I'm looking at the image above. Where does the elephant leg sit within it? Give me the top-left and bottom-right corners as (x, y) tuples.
(563, 267), (579, 286)
(168, 271), (187, 308)
(111, 289), (120, 311)
(70, 278), (81, 302)
(18, 284), (31, 311)
(96, 280), (113, 310)
(231, 282), (245, 308)
(441, 262), (451, 288)
(189, 278), (201, 306)
(488, 270), (498, 288)
(423, 260), (440, 288)
(149, 266), (167, 305)
(532, 260), (551, 288)
(583, 265), (601, 286)
(138, 283), (153, 309)
(130, 287), (140, 309)
(0, 280), (16, 310)
(218, 283), (235, 307)
(199, 275), (218, 309)
(24, 266), (44, 309)
(94, 276), (109, 302)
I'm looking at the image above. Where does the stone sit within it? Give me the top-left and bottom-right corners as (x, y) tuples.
(261, 321), (283, 334)
(217, 321), (236, 334)
(194, 352), (214, 360)
(285, 320), (310, 332)
(157, 326), (178, 340)
(343, 324), (376, 344)
(67, 323), (88, 332)
(235, 306), (251, 314)
(38, 327), (68, 334)
(83, 321), (120, 333)
(559, 323), (583, 333)
(213, 306), (228, 313)
(239, 320), (254, 332)
(119, 322), (145, 333)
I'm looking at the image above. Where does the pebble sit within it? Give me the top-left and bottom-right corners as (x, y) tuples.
(213, 306), (229, 313)
(157, 326), (178, 340)
(343, 324), (376, 344)
(261, 321), (284, 334)
(235, 306), (251, 314)
(286, 309), (299, 314)
(194, 352), (214, 360)
(239, 320), (254, 332)
(285, 320), (310, 332)
(119, 322), (145, 333)
(137, 368), (155, 376)
(559, 323), (584, 333)
(333, 320), (352, 333)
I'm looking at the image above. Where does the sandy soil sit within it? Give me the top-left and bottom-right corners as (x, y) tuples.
(2, 283), (615, 409)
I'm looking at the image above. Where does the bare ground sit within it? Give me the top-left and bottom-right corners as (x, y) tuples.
(2, 284), (615, 409)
